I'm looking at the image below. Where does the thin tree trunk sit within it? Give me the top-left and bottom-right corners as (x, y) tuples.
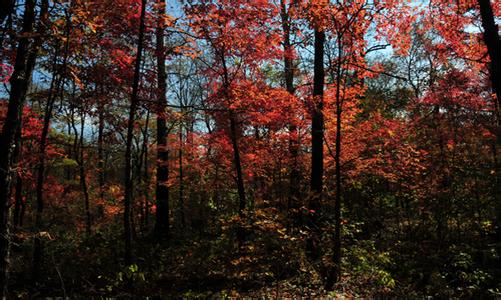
(327, 41), (343, 288)
(154, 0), (170, 240)
(280, 0), (300, 211)
(178, 123), (185, 228)
(138, 110), (149, 232)
(33, 7), (70, 280)
(229, 113), (246, 216)
(142, 113), (150, 230)
(12, 121), (23, 228)
(124, 0), (146, 265)
(97, 97), (105, 203)
(78, 113), (91, 236)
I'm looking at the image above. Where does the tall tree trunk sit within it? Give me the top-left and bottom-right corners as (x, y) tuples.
(124, 0), (146, 265)
(326, 41), (343, 289)
(217, 47), (247, 216)
(154, 0), (170, 240)
(477, 0), (501, 240)
(221, 52), (246, 216)
(78, 113), (91, 236)
(12, 122), (23, 228)
(137, 110), (149, 232)
(141, 112), (150, 230)
(229, 113), (246, 216)
(33, 8), (70, 280)
(178, 123), (185, 228)
(306, 28), (325, 261)
(0, 0), (39, 295)
(280, 0), (300, 211)
(310, 29), (325, 213)
(97, 98), (105, 203)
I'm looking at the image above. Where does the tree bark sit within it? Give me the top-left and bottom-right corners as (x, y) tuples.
(0, 0), (39, 295)
(477, 0), (501, 240)
(154, 0), (170, 240)
(78, 113), (91, 236)
(326, 40), (343, 289)
(280, 0), (300, 211)
(124, 0), (146, 265)
(310, 29), (325, 212)
(178, 123), (185, 228)
(229, 113), (246, 216)
(97, 97), (105, 203)
(12, 175), (23, 228)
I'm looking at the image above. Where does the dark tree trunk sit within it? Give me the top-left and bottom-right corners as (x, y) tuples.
(478, 0), (501, 104)
(229, 113), (246, 216)
(306, 24), (325, 264)
(178, 124), (185, 228)
(33, 7), (70, 281)
(12, 175), (23, 228)
(280, 0), (300, 211)
(78, 114), (91, 236)
(0, 0), (39, 295)
(12, 121), (23, 228)
(124, 0), (146, 265)
(154, 0), (170, 240)
(310, 29), (325, 212)
(97, 99), (105, 202)
(477, 0), (501, 240)
(138, 110), (149, 232)
(217, 50), (246, 217)
(326, 41), (343, 289)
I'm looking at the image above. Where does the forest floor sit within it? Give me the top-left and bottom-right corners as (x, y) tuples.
(7, 206), (501, 298)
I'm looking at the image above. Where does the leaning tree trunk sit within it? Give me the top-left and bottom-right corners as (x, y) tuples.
(154, 0), (170, 240)
(0, 0), (40, 295)
(124, 0), (146, 265)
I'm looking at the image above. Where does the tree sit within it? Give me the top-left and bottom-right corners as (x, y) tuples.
(0, 0), (43, 295)
(124, 0), (147, 266)
(154, 0), (171, 240)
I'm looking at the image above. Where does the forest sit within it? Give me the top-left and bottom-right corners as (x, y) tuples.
(0, 0), (500, 298)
